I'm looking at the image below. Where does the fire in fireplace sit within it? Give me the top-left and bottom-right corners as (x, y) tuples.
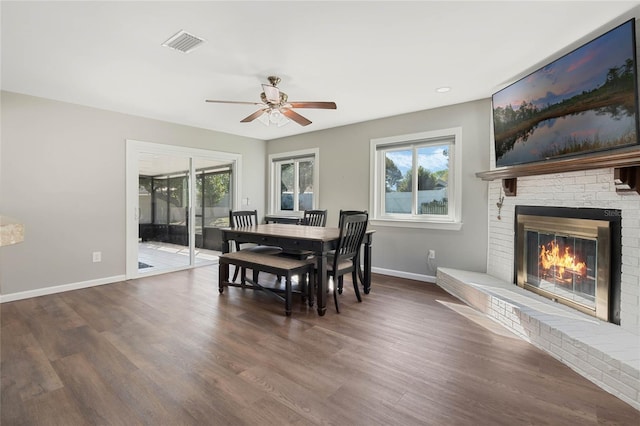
(525, 226), (601, 315)
(515, 206), (621, 324)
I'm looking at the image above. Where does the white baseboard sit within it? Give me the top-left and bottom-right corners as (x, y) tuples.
(371, 266), (436, 283)
(0, 275), (127, 303)
(0, 267), (434, 303)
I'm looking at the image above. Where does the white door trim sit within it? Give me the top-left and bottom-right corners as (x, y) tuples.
(125, 139), (242, 279)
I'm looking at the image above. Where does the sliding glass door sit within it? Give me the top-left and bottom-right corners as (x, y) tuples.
(137, 153), (192, 272)
(126, 141), (241, 279)
(194, 162), (232, 254)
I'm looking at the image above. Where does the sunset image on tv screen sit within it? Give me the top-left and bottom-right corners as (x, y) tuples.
(492, 19), (639, 167)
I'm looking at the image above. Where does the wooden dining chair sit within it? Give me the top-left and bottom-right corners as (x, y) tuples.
(324, 211), (369, 313)
(228, 210), (282, 284)
(278, 209), (328, 261)
(303, 209), (327, 227)
(337, 209), (369, 288)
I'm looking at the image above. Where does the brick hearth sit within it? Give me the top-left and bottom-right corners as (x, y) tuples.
(436, 267), (640, 410)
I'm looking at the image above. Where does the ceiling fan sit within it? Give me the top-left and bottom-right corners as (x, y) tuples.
(205, 76), (337, 127)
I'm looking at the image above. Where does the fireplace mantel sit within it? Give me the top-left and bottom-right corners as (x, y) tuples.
(476, 148), (640, 196)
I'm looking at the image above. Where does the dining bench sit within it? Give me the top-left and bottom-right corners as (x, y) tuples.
(218, 250), (315, 316)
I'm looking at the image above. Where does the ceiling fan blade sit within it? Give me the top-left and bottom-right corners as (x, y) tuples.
(288, 101), (337, 109)
(206, 100), (263, 106)
(262, 84), (280, 103)
(281, 108), (312, 126)
(240, 109), (267, 123)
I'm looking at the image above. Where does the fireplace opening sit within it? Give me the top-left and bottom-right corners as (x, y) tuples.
(515, 206), (621, 324)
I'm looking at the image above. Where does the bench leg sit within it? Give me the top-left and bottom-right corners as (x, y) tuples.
(219, 263), (228, 294)
(285, 275), (292, 316)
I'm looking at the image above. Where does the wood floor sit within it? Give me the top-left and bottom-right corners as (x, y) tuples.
(2, 267), (638, 425)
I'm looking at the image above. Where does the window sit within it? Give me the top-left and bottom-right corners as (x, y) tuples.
(152, 177), (169, 224)
(138, 177), (153, 224)
(370, 128), (462, 230)
(269, 148), (319, 215)
(168, 175), (188, 225)
(195, 165), (232, 229)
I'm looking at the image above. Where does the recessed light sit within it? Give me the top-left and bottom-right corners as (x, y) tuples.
(436, 86), (451, 93)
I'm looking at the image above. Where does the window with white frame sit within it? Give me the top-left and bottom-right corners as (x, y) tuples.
(269, 148), (319, 215)
(370, 128), (462, 230)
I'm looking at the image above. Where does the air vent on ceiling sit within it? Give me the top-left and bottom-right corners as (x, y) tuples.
(162, 30), (205, 53)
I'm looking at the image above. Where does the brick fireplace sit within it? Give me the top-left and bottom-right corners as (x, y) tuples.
(486, 169), (639, 334)
(437, 163), (640, 410)
(481, 167), (640, 409)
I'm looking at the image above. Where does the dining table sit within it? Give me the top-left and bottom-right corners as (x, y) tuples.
(220, 223), (374, 316)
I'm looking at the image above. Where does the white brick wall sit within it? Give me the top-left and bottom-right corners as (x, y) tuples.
(486, 168), (640, 335)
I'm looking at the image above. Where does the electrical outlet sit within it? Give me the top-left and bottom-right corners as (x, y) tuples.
(428, 250), (436, 260)
(92, 251), (102, 262)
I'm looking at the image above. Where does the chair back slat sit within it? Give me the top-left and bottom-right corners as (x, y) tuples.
(303, 209), (327, 227)
(229, 210), (258, 228)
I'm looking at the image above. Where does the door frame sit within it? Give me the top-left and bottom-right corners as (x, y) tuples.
(125, 139), (242, 279)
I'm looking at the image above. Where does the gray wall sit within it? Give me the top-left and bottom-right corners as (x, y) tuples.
(0, 91), (266, 295)
(0, 91), (490, 297)
(267, 99), (491, 278)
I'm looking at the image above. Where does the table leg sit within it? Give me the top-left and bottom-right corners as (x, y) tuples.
(316, 253), (327, 316)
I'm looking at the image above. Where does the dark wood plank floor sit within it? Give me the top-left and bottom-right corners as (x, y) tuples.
(2, 267), (638, 425)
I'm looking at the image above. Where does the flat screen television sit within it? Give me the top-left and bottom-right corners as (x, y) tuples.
(492, 18), (639, 168)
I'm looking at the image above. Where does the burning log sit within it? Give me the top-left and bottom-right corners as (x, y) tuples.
(539, 241), (587, 283)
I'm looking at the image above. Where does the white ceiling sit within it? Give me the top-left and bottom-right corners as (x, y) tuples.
(2, 1), (640, 141)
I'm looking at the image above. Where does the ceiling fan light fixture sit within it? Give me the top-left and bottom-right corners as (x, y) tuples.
(257, 111), (270, 126)
(257, 109), (290, 127)
(269, 109), (283, 123)
(270, 109), (290, 127)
